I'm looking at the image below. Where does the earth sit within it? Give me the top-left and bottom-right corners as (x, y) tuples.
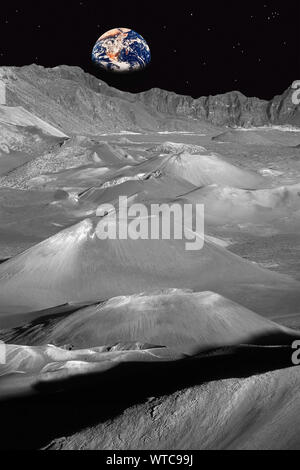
(92, 28), (151, 73)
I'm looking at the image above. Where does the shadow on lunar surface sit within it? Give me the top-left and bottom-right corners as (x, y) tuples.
(0, 343), (298, 450)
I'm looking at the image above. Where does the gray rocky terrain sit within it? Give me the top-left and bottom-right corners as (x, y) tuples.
(0, 65), (300, 450)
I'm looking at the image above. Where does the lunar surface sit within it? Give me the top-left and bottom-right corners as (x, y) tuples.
(0, 65), (300, 450)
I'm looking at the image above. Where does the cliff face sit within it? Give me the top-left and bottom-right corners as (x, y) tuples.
(0, 64), (299, 134)
(266, 87), (300, 127)
(139, 87), (300, 127)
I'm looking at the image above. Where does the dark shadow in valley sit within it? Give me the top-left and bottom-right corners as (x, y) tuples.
(0, 340), (298, 450)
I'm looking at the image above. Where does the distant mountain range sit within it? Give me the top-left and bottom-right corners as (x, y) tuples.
(0, 64), (299, 134)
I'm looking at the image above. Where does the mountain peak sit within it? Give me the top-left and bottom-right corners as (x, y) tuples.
(0, 65), (298, 133)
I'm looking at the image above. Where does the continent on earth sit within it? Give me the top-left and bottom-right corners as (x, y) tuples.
(92, 28), (151, 73)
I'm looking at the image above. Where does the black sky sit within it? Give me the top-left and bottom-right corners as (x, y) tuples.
(0, 0), (299, 99)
